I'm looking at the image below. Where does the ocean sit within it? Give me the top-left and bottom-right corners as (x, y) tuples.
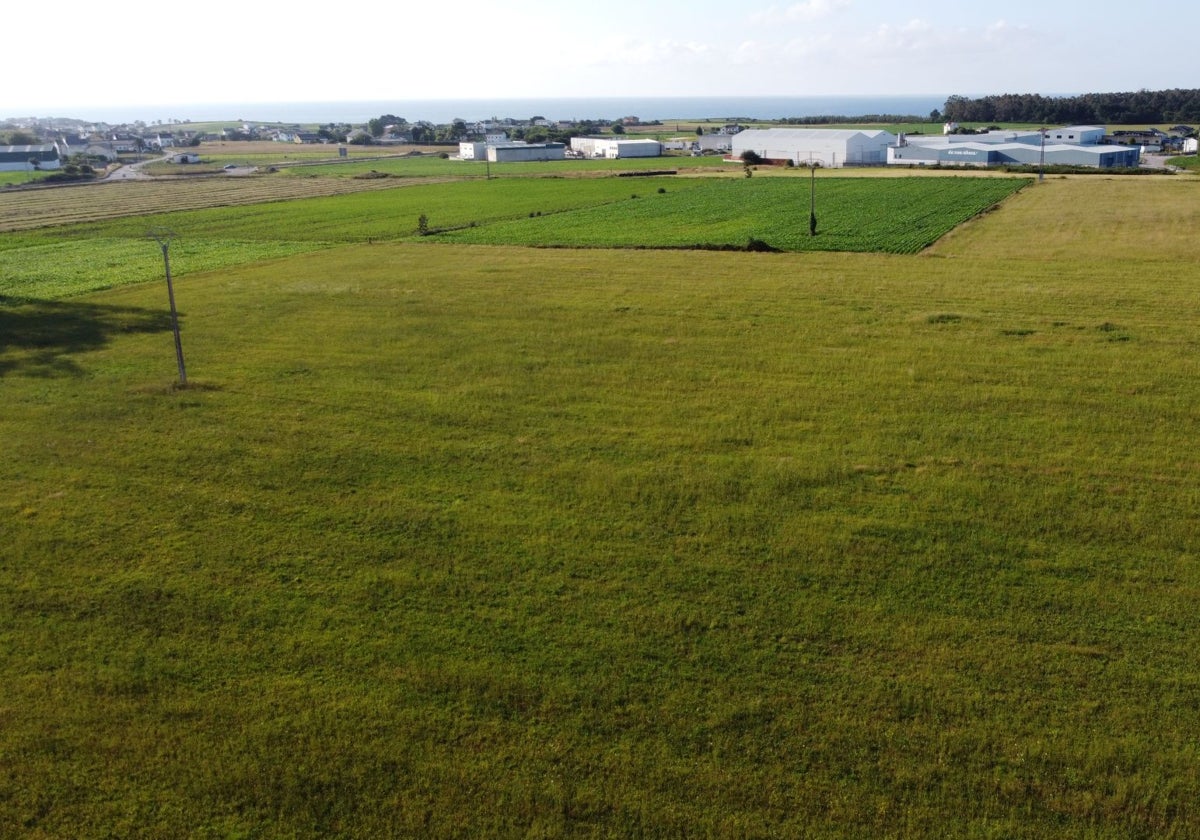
(37, 95), (950, 126)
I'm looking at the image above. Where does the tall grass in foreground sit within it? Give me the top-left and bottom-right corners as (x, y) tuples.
(3, 226), (1200, 837)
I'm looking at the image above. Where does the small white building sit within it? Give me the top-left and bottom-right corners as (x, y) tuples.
(731, 128), (896, 167)
(1184, 137), (1198, 154)
(459, 141), (487, 160)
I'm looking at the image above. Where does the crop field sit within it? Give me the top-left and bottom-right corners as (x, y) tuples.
(0, 177), (708, 299)
(0, 175), (449, 233)
(284, 153), (728, 179)
(0, 171), (52, 187)
(0, 175), (1026, 302)
(3, 173), (1200, 837)
(438, 176), (1027, 253)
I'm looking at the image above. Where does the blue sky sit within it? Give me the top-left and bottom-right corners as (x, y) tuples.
(5, 0), (1194, 114)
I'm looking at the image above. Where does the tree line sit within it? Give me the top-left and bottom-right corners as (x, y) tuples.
(941, 89), (1200, 126)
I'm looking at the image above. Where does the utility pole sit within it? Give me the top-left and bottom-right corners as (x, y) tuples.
(1039, 127), (1046, 182)
(148, 229), (187, 384)
(808, 157), (823, 237)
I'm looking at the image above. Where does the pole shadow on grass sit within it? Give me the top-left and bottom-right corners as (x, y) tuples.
(0, 295), (177, 378)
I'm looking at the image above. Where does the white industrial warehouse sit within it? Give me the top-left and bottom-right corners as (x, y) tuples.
(731, 129), (896, 167)
(730, 126), (1140, 169)
(458, 140), (565, 162)
(888, 126), (1140, 168)
(570, 137), (663, 159)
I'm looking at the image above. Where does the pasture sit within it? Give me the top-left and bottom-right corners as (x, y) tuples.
(2, 171), (1200, 837)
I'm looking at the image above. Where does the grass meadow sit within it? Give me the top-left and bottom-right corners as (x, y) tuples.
(2, 172), (1200, 837)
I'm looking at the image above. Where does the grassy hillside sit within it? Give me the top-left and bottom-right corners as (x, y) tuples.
(2, 176), (1200, 837)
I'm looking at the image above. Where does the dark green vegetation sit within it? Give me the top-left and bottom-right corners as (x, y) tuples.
(943, 88), (1200, 124)
(3, 172), (1199, 837)
(437, 177), (1025, 253)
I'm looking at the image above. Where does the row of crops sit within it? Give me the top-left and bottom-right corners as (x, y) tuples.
(436, 177), (1029, 254)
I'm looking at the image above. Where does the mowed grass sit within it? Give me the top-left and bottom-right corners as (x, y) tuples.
(4, 176), (1200, 837)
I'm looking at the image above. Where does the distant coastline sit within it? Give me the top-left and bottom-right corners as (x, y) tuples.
(9, 95), (950, 126)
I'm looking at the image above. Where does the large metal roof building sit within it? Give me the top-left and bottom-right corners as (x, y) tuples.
(731, 129), (897, 167)
(889, 132), (1140, 168)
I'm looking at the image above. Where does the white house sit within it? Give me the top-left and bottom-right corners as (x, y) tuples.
(731, 128), (896, 167)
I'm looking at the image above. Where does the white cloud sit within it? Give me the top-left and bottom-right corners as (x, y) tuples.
(860, 18), (937, 52)
(749, 0), (850, 25)
(572, 37), (715, 68)
(983, 19), (1036, 44)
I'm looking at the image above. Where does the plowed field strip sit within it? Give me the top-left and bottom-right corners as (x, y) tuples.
(0, 176), (460, 232)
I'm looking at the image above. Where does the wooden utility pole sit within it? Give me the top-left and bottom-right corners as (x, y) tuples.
(149, 229), (187, 384)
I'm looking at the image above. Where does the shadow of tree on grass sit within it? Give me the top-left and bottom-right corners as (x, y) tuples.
(0, 295), (176, 378)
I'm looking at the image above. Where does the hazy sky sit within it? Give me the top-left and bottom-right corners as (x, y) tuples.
(5, 0), (1193, 114)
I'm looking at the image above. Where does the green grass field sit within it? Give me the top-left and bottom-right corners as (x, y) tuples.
(0, 175), (1025, 300)
(2, 173), (1200, 837)
(437, 177), (1026, 253)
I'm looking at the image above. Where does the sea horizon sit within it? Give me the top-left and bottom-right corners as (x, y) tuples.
(8, 94), (955, 126)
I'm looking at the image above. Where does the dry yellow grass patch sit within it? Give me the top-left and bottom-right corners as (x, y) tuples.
(930, 176), (1200, 263)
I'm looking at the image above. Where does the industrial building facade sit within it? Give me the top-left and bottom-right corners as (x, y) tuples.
(731, 129), (896, 167)
(570, 138), (662, 159)
(887, 127), (1140, 168)
(487, 142), (565, 163)
(458, 140), (566, 162)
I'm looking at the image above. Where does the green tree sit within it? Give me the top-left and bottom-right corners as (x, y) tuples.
(368, 114), (406, 137)
(611, 123), (625, 135)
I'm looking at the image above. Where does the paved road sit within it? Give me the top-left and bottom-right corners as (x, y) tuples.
(103, 155), (165, 181)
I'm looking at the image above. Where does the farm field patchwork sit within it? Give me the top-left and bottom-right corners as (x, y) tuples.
(0, 176), (705, 299)
(0, 174), (443, 233)
(2, 175), (1199, 837)
(283, 152), (728, 178)
(437, 176), (1028, 253)
(0, 175), (1026, 301)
